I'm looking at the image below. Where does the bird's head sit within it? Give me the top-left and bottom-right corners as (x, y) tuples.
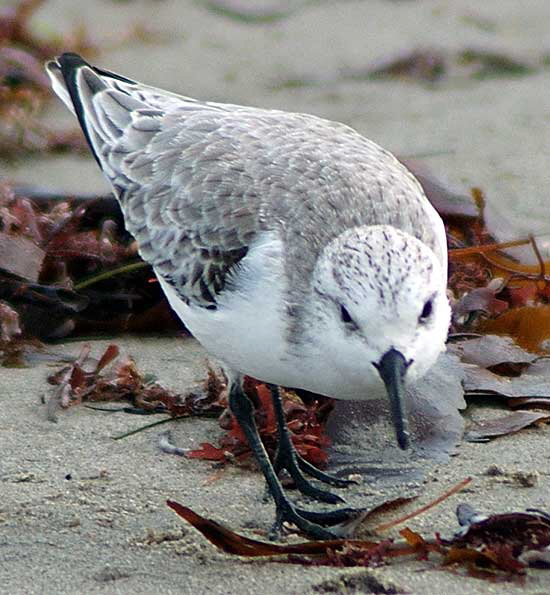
(309, 225), (451, 449)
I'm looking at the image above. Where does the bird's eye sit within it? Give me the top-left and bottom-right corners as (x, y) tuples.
(419, 299), (433, 323)
(340, 304), (357, 328)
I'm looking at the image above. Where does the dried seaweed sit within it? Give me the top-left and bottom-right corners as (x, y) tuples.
(465, 411), (550, 442)
(0, 299), (56, 366)
(189, 378), (333, 468)
(0, 0), (94, 61)
(365, 49), (447, 83)
(441, 505), (550, 573)
(46, 343), (178, 420)
(0, 1), (165, 158)
(0, 184), (179, 338)
(0, 0), (94, 157)
(458, 48), (535, 79)
(167, 498), (550, 579)
(46, 345), (226, 430)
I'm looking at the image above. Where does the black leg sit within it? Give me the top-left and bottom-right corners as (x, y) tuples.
(269, 384), (356, 501)
(228, 379), (357, 539)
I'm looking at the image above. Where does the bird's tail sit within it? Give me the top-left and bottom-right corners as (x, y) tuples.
(45, 53), (127, 167)
(45, 55), (76, 115)
(45, 53), (218, 179)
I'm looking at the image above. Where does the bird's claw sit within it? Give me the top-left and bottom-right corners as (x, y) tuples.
(273, 447), (351, 503)
(269, 502), (339, 541)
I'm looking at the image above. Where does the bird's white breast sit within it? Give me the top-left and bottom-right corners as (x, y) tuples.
(156, 232), (296, 384)
(156, 231), (387, 401)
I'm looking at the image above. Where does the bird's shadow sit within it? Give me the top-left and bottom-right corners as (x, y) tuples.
(325, 352), (466, 492)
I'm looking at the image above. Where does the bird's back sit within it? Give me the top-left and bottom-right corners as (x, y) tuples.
(46, 54), (446, 307)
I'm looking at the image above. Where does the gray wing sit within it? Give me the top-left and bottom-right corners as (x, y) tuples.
(46, 53), (260, 307)
(47, 53), (447, 307)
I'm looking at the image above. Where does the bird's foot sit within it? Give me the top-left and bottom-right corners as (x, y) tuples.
(274, 453), (344, 504)
(296, 506), (361, 525)
(294, 452), (358, 488)
(269, 503), (334, 540)
(267, 383), (356, 502)
(227, 380), (360, 540)
(273, 443), (356, 504)
(269, 500), (361, 540)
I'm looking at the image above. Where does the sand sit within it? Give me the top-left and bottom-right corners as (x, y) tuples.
(2, 336), (550, 594)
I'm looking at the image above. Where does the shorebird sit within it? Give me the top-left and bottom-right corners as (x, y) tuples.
(46, 53), (451, 539)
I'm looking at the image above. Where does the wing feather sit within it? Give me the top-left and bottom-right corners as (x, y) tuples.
(46, 52), (448, 309)
(47, 54), (255, 307)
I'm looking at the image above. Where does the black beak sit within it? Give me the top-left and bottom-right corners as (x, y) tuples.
(373, 348), (411, 450)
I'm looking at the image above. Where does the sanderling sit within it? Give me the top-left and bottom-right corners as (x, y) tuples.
(46, 53), (451, 539)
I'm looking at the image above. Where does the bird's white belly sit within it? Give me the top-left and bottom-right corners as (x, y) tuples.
(159, 274), (384, 399)
(155, 233), (385, 401)
(156, 234), (299, 386)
